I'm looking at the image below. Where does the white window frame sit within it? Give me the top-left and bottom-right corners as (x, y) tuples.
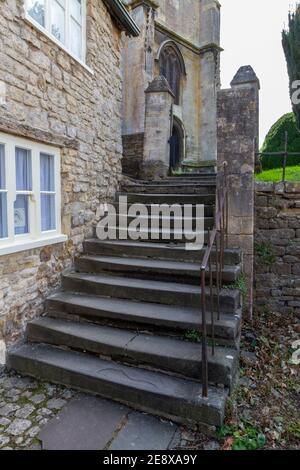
(24, 0), (92, 74)
(0, 132), (67, 257)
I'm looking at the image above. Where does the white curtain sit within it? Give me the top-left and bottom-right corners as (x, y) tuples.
(0, 145), (8, 238)
(16, 148), (32, 191)
(15, 148), (31, 235)
(40, 153), (56, 231)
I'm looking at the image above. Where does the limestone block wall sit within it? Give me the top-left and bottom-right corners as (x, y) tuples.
(255, 181), (300, 319)
(122, 133), (144, 177)
(0, 0), (123, 345)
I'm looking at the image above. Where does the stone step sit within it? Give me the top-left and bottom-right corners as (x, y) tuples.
(100, 226), (208, 244)
(121, 183), (216, 195)
(83, 240), (242, 266)
(123, 176), (216, 186)
(62, 272), (241, 313)
(8, 343), (228, 426)
(118, 193), (216, 205)
(75, 255), (241, 285)
(112, 203), (215, 218)
(27, 318), (238, 386)
(46, 292), (241, 347)
(115, 214), (214, 230)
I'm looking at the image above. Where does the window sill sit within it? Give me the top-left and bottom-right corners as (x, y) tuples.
(0, 234), (68, 257)
(24, 14), (94, 76)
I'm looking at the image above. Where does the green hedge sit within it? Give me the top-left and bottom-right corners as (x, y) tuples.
(261, 113), (300, 170)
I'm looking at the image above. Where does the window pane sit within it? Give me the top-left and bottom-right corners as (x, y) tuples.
(14, 195), (30, 235)
(70, 0), (82, 23)
(40, 153), (55, 192)
(70, 18), (82, 59)
(41, 194), (56, 231)
(0, 144), (5, 189)
(27, 0), (45, 27)
(51, 0), (65, 44)
(0, 193), (8, 239)
(16, 148), (32, 191)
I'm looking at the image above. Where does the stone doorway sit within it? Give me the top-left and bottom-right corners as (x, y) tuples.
(169, 118), (184, 171)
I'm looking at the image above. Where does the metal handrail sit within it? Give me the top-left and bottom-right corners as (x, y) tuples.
(200, 162), (229, 398)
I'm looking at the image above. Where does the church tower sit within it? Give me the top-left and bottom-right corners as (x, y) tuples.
(122, 0), (221, 178)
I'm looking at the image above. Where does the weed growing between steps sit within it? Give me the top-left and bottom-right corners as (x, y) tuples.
(184, 330), (202, 343)
(225, 275), (247, 306)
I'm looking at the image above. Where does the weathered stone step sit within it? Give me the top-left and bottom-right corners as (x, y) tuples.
(27, 318), (238, 386)
(46, 292), (241, 347)
(102, 226), (208, 244)
(83, 240), (242, 266)
(121, 183), (216, 195)
(8, 343), (228, 426)
(118, 193), (216, 205)
(62, 273), (241, 313)
(112, 203), (215, 218)
(115, 214), (214, 230)
(75, 255), (241, 285)
(123, 176), (216, 186)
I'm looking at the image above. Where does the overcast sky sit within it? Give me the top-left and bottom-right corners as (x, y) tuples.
(220, 0), (294, 145)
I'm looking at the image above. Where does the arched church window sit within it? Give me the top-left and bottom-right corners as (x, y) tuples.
(159, 46), (181, 105)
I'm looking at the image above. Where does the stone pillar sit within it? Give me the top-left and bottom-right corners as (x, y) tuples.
(141, 76), (174, 179)
(122, 0), (158, 136)
(217, 66), (260, 318)
(199, 1), (221, 163)
(199, 49), (218, 163)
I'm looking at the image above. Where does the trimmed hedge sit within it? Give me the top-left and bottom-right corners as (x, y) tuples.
(261, 113), (300, 170)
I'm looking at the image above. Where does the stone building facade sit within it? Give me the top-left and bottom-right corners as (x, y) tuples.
(122, 0), (221, 177)
(0, 0), (138, 360)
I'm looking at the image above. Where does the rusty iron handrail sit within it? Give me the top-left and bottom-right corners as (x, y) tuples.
(200, 162), (229, 398)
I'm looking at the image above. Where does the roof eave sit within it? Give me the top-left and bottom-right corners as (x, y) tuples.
(103, 0), (140, 37)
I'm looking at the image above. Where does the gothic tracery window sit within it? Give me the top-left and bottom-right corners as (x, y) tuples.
(159, 46), (182, 105)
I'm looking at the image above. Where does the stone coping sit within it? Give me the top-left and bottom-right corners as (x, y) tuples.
(255, 180), (300, 194)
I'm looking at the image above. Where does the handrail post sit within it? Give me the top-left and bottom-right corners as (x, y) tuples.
(201, 268), (208, 398)
(282, 131), (288, 183)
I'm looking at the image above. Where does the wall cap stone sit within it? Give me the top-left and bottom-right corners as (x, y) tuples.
(231, 65), (260, 89)
(255, 180), (300, 194)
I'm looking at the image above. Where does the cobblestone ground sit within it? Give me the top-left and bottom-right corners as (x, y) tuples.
(0, 370), (75, 450)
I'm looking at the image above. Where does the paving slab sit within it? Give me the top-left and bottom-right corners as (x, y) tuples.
(39, 395), (129, 450)
(109, 412), (178, 451)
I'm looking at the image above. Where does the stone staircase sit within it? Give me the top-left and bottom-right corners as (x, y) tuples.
(8, 174), (242, 429)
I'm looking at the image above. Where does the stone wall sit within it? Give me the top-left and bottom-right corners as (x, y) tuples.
(255, 181), (300, 319)
(0, 0), (123, 347)
(122, 133), (144, 177)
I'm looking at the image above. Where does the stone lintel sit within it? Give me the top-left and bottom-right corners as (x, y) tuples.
(0, 116), (79, 150)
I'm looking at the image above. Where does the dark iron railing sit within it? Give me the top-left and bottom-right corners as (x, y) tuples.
(256, 131), (300, 182)
(200, 161), (229, 398)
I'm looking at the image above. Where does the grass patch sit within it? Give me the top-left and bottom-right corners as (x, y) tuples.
(256, 165), (300, 182)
